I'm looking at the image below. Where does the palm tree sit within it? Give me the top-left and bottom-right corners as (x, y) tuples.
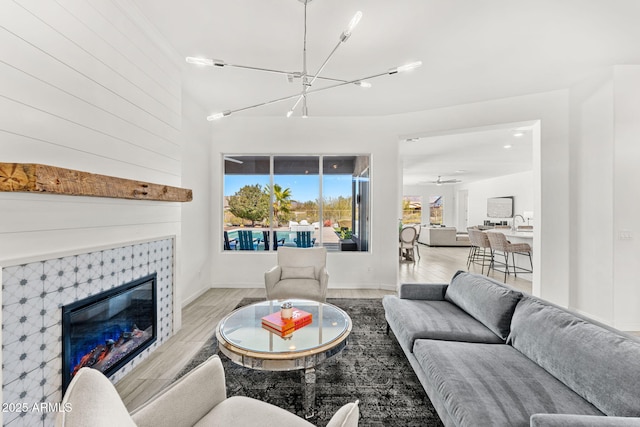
(265, 184), (292, 226)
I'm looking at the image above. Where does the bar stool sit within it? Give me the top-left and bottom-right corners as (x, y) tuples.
(467, 229), (493, 274)
(486, 232), (533, 282)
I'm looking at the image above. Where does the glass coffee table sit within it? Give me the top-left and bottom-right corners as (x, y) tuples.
(216, 299), (352, 418)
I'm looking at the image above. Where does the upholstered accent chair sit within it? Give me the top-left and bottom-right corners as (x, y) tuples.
(56, 355), (359, 427)
(264, 246), (329, 302)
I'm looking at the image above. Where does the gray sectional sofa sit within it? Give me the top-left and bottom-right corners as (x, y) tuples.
(382, 271), (640, 426)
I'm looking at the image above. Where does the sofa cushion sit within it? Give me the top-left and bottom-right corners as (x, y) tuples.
(444, 271), (522, 340)
(413, 340), (603, 427)
(280, 266), (315, 280)
(508, 296), (640, 417)
(269, 278), (321, 301)
(530, 413), (640, 427)
(382, 296), (504, 352)
(196, 396), (316, 427)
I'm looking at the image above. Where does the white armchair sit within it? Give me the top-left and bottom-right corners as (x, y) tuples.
(265, 246), (329, 302)
(56, 355), (359, 427)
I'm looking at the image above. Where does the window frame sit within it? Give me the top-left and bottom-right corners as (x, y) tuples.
(222, 153), (371, 253)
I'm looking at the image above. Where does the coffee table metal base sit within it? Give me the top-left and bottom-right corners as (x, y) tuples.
(304, 367), (316, 419)
(218, 339), (348, 418)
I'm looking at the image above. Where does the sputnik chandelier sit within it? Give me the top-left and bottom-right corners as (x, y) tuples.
(186, 0), (422, 121)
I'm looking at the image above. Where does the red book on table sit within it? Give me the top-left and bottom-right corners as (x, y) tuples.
(261, 308), (313, 332)
(262, 316), (313, 337)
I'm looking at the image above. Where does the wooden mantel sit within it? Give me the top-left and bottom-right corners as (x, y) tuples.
(0, 163), (192, 202)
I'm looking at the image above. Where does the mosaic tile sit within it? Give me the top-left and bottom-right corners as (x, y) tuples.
(41, 359), (62, 399)
(4, 410), (44, 427)
(2, 238), (174, 416)
(42, 256), (76, 295)
(2, 262), (44, 305)
(76, 252), (102, 285)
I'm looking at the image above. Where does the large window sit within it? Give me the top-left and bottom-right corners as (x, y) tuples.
(223, 155), (370, 252)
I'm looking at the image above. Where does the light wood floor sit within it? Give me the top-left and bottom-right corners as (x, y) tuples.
(399, 244), (533, 294)
(117, 244), (531, 409)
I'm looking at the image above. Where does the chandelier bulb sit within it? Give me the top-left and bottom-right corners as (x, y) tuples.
(286, 110), (294, 118)
(207, 111), (231, 121)
(396, 61), (423, 73)
(340, 11), (363, 42)
(346, 11), (363, 34)
(356, 81), (372, 88)
(186, 57), (213, 66)
(186, 57), (226, 67)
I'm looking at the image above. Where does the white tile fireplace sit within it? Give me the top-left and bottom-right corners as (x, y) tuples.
(1, 238), (174, 426)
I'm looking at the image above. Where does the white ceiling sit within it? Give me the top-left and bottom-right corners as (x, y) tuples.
(400, 123), (535, 186)
(132, 0), (638, 182)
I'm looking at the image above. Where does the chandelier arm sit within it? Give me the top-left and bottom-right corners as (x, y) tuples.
(209, 62), (361, 84)
(224, 63), (294, 76)
(313, 75), (362, 84)
(224, 70), (391, 117)
(288, 38), (345, 116)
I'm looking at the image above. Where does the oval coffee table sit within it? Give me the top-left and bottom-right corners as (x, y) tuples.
(216, 299), (352, 418)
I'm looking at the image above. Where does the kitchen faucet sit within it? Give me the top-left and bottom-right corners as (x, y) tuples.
(513, 214), (525, 230)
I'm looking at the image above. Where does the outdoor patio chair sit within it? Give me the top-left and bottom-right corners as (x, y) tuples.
(237, 230), (258, 250)
(223, 231), (237, 251)
(272, 231), (286, 250)
(294, 231), (316, 248)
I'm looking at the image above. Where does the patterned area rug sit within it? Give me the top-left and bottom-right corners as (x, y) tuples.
(175, 298), (443, 427)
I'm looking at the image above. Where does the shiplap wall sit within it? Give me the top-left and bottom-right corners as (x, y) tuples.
(0, 1), (195, 418)
(0, 0), (183, 262)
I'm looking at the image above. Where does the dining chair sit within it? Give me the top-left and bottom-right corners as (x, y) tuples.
(399, 226), (418, 262)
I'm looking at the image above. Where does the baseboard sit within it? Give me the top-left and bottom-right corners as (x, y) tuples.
(181, 286), (211, 307)
(615, 322), (640, 333)
(210, 282), (398, 291)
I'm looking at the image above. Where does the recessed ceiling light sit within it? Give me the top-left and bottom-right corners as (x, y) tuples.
(455, 170), (466, 173)
(504, 144), (512, 149)
(512, 131), (525, 137)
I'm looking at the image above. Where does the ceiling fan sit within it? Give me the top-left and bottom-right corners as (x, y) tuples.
(186, 0), (422, 121)
(431, 176), (462, 185)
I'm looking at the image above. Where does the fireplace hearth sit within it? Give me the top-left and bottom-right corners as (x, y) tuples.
(62, 274), (157, 392)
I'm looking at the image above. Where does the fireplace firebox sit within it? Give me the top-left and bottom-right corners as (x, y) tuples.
(61, 273), (157, 392)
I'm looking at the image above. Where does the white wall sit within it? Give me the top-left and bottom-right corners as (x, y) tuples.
(457, 172), (534, 228)
(0, 0), (183, 264)
(0, 0), (213, 409)
(569, 69), (615, 324)
(570, 66), (640, 329)
(210, 117), (399, 290)
(612, 66), (640, 330)
(179, 96), (213, 305)
(209, 91), (570, 306)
